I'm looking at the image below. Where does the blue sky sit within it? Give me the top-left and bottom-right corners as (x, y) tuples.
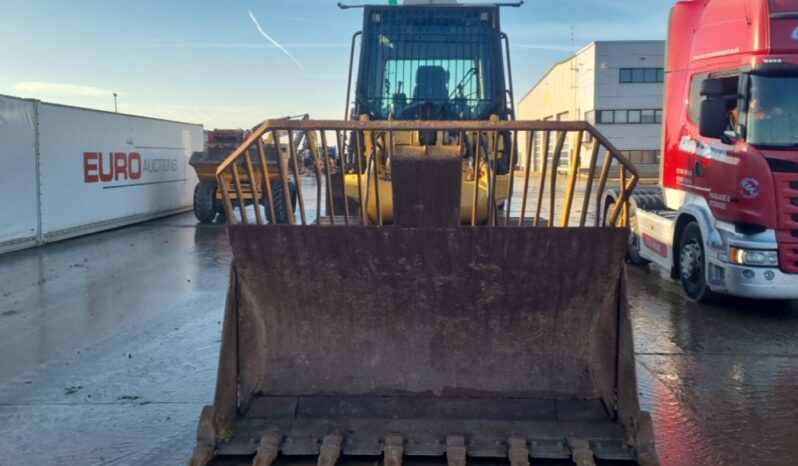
(0, 0), (672, 128)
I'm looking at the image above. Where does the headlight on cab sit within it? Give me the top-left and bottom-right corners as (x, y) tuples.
(729, 247), (779, 266)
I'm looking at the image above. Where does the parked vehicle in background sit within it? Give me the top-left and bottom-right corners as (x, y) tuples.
(189, 116), (308, 223)
(189, 129), (248, 222)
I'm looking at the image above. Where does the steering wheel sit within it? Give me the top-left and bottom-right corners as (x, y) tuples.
(400, 101), (456, 120)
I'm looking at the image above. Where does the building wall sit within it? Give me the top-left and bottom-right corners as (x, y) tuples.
(574, 45), (596, 122)
(516, 47), (584, 170)
(594, 41), (665, 110)
(517, 40), (665, 176)
(593, 41), (665, 170)
(517, 56), (578, 122)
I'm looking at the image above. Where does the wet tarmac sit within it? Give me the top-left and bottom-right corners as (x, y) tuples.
(0, 212), (796, 465)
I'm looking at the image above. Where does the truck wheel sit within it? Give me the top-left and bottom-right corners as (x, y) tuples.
(678, 222), (717, 302)
(193, 182), (217, 223)
(605, 200), (647, 265)
(264, 181), (298, 224)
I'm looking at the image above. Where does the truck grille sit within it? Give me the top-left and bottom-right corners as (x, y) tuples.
(775, 172), (798, 273)
(768, 157), (798, 173)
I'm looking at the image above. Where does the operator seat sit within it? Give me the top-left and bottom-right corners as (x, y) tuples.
(413, 66), (449, 102)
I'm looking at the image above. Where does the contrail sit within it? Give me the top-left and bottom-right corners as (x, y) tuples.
(247, 10), (303, 69)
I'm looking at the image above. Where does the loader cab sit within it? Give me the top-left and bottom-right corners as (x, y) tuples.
(350, 5), (510, 121)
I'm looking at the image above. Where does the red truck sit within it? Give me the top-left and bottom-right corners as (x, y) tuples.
(613, 0), (798, 301)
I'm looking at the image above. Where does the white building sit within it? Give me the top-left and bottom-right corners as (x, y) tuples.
(517, 41), (665, 177)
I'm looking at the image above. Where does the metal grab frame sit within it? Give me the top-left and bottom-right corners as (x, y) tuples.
(215, 119), (639, 228)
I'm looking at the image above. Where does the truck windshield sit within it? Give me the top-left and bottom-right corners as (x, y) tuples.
(746, 74), (798, 147)
(359, 8), (501, 120)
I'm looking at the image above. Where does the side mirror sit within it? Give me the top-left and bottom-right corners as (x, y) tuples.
(699, 98), (727, 139)
(700, 78), (724, 97)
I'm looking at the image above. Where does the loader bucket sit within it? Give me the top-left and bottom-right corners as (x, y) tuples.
(191, 120), (657, 465)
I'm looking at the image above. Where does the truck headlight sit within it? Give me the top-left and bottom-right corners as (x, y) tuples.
(729, 247), (779, 266)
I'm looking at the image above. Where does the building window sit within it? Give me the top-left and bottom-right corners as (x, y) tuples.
(619, 67), (664, 83)
(597, 110), (614, 124)
(619, 69), (632, 83)
(619, 150), (661, 164)
(593, 109), (663, 125)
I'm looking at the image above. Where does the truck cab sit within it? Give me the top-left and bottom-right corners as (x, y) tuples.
(631, 0), (798, 301)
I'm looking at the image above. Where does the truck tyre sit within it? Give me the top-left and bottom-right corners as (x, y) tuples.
(193, 182), (217, 223)
(605, 200), (647, 265)
(678, 222), (717, 302)
(264, 181), (298, 224)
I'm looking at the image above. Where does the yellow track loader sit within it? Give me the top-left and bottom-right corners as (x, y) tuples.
(190, 2), (658, 465)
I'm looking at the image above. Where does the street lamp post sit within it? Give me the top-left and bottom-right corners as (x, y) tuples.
(113, 92), (118, 112)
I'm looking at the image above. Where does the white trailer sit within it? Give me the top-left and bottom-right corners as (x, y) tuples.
(0, 94), (203, 253)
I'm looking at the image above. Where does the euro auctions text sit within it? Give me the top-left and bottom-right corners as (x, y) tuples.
(83, 152), (179, 183)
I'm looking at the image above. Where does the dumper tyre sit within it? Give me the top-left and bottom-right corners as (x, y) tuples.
(264, 181), (298, 224)
(678, 221), (718, 303)
(215, 202), (226, 221)
(605, 200), (648, 265)
(193, 182), (218, 223)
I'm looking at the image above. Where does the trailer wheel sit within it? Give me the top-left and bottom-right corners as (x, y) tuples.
(264, 181), (298, 224)
(193, 182), (218, 223)
(678, 222), (717, 302)
(605, 200), (647, 265)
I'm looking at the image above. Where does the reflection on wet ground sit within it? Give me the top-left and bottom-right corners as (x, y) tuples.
(0, 212), (796, 465)
(628, 268), (798, 465)
(0, 215), (229, 465)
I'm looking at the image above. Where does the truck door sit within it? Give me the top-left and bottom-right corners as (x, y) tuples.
(679, 70), (742, 223)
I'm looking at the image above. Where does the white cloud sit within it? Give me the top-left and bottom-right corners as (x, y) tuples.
(514, 43), (577, 52)
(124, 103), (272, 129)
(13, 81), (121, 98)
